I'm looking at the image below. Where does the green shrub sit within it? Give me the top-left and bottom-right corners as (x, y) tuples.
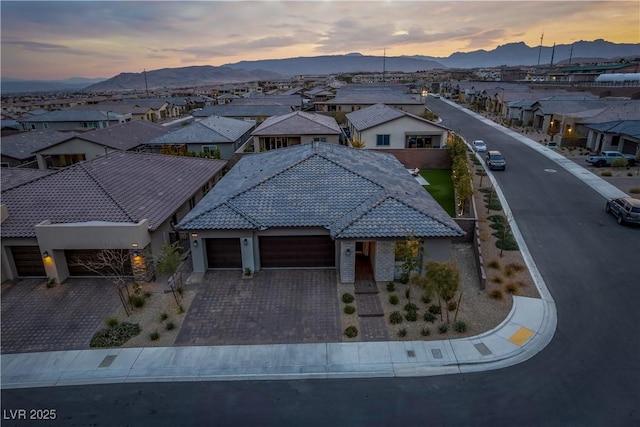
(397, 328), (407, 337)
(105, 317), (119, 328)
(423, 312), (436, 323)
(489, 289), (503, 300)
(405, 288), (411, 299)
(160, 312), (169, 322)
(389, 311), (403, 324)
(399, 273), (409, 284)
(389, 295), (399, 305)
(341, 293), (355, 304)
(405, 310), (418, 322)
(600, 171), (612, 177)
(165, 321), (176, 331)
(177, 304), (185, 314)
(177, 285), (184, 296)
(421, 327), (431, 336)
(447, 301), (457, 311)
(149, 331), (160, 341)
(344, 326), (358, 338)
(421, 293), (432, 304)
(428, 305), (441, 315)
(344, 305), (356, 315)
(404, 303), (418, 312)
(438, 324), (449, 334)
(129, 294), (146, 308)
(611, 158), (628, 168)
(454, 321), (468, 333)
(90, 322), (141, 348)
(386, 282), (396, 292)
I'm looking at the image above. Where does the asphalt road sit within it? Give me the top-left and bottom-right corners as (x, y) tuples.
(2, 100), (639, 426)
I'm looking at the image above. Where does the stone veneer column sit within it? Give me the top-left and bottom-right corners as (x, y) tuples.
(339, 241), (355, 283)
(374, 240), (395, 282)
(132, 246), (155, 283)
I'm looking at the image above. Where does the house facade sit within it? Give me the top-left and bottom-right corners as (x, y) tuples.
(1, 152), (227, 284)
(346, 103), (450, 149)
(177, 142), (464, 283)
(251, 111), (342, 152)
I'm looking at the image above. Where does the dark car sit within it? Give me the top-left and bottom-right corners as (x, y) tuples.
(485, 150), (506, 170)
(605, 197), (640, 225)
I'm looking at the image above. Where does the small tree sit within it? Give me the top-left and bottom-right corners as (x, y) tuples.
(423, 260), (460, 324)
(70, 249), (133, 316)
(350, 138), (366, 148)
(155, 241), (187, 305)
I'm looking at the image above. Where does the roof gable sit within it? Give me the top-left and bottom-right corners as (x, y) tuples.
(252, 111), (340, 136)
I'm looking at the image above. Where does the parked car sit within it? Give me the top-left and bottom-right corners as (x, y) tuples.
(586, 151), (637, 167)
(485, 150), (506, 170)
(605, 197), (640, 225)
(472, 140), (487, 152)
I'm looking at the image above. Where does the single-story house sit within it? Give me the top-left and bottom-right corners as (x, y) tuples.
(145, 115), (255, 159)
(177, 142), (464, 283)
(314, 84), (424, 115)
(1, 130), (79, 167)
(251, 111), (342, 152)
(346, 103), (450, 149)
(1, 152), (227, 284)
(34, 120), (171, 169)
(583, 120), (640, 155)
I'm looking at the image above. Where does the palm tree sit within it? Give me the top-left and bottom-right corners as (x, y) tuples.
(350, 138), (366, 149)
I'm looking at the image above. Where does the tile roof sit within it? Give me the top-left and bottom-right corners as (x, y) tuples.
(584, 120), (640, 139)
(252, 111), (341, 136)
(147, 115), (254, 145)
(192, 104), (293, 118)
(71, 120), (172, 150)
(1, 130), (77, 160)
(178, 143), (464, 239)
(1, 152), (227, 238)
(0, 168), (54, 191)
(322, 92), (422, 105)
(17, 110), (112, 122)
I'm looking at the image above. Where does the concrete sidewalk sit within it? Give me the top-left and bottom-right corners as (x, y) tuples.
(1, 105), (565, 389)
(0, 296), (555, 389)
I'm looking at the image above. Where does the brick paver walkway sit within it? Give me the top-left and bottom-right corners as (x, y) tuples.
(175, 269), (341, 346)
(1, 279), (120, 354)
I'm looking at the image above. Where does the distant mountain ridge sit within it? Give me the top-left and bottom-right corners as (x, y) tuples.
(1, 77), (107, 94)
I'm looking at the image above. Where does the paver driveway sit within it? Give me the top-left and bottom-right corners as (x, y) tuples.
(1, 279), (120, 354)
(175, 270), (342, 346)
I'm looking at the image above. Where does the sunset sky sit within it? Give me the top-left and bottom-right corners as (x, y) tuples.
(1, 0), (639, 81)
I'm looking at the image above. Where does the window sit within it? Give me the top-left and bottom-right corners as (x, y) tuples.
(376, 134), (390, 146)
(43, 123), (49, 129)
(312, 137), (326, 143)
(189, 196), (197, 210)
(202, 145), (217, 154)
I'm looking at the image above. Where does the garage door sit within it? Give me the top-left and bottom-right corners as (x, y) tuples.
(11, 246), (46, 277)
(260, 236), (335, 268)
(65, 249), (132, 277)
(206, 238), (242, 268)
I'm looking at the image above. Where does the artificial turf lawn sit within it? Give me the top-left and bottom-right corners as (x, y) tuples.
(420, 169), (456, 217)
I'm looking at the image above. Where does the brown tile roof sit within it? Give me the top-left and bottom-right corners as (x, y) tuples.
(77, 120), (172, 150)
(1, 151), (226, 238)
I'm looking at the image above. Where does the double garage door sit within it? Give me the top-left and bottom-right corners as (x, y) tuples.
(205, 236), (335, 269)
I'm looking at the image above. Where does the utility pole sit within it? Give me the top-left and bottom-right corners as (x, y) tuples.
(144, 68), (149, 98)
(568, 42), (574, 65)
(382, 48), (386, 83)
(550, 43), (556, 68)
(537, 32), (544, 66)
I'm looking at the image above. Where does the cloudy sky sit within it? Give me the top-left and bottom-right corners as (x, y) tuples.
(1, 1), (638, 80)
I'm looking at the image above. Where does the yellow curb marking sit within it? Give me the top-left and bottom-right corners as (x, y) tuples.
(508, 327), (534, 346)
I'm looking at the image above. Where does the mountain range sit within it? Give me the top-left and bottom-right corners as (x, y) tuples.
(2, 39), (638, 94)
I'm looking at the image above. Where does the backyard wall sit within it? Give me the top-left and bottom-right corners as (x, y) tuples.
(372, 148), (452, 169)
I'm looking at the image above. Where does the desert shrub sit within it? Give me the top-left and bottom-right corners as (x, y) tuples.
(105, 317), (119, 328)
(629, 173), (635, 177)
(341, 293), (355, 304)
(129, 294), (146, 308)
(504, 283), (520, 295)
(405, 310), (418, 322)
(487, 259), (501, 269)
(629, 187), (640, 194)
(177, 285), (184, 296)
(600, 171), (612, 177)
(611, 157), (628, 168)
(489, 289), (503, 300)
(423, 312), (436, 323)
(490, 275), (503, 284)
(177, 304), (185, 314)
(165, 321), (176, 331)
(389, 295), (399, 305)
(90, 322), (141, 348)
(397, 328), (408, 337)
(389, 311), (403, 324)
(420, 293), (432, 304)
(421, 327), (431, 336)
(447, 301), (458, 311)
(387, 282), (396, 292)
(454, 321), (468, 333)
(399, 272), (409, 284)
(428, 305), (441, 315)
(438, 324), (449, 334)
(404, 303), (418, 312)
(149, 331), (160, 341)
(344, 305), (356, 315)
(344, 326), (358, 338)
(504, 262), (525, 276)
(160, 312), (169, 321)
(405, 288), (411, 299)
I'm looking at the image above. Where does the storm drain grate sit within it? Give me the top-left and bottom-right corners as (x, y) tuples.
(474, 343), (493, 356)
(431, 349), (443, 359)
(407, 350), (415, 358)
(98, 355), (117, 368)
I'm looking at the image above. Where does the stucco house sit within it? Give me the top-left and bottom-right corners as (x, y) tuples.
(145, 115), (255, 159)
(177, 142), (464, 283)
(1, 130), (79, 167)
(346, 103), (450, 149)
(1, 152), (227, 284)
(17, 109), (127, 132)
(34, 120), (171, 169)
(251, 111), (342, 152)
(314, 84), (424, 115)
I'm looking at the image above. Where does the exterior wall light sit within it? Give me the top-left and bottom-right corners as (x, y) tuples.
(193, 240), (198, 247)
(133, 250), (139, 257)
(243, 238), (249, 246)
(42, 251), (49, 258)
(345, 248), (352, 257)
(131, 243), (138, 248)
(191, 232), (198, 238)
